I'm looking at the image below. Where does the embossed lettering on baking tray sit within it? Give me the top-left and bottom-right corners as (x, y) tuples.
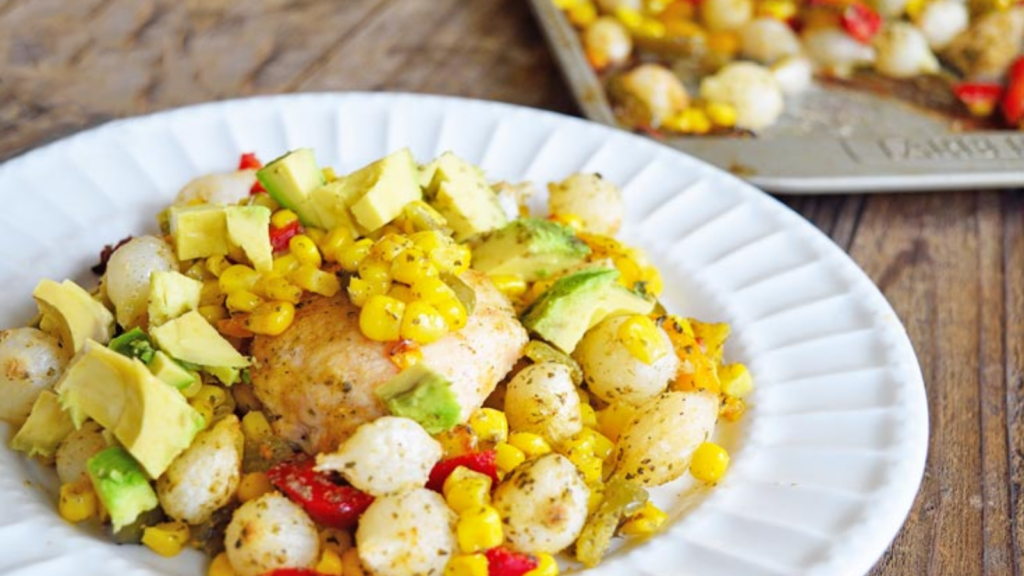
(842, 134), (1024, 164)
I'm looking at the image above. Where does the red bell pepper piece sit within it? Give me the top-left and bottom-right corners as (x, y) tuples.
(841, 2), (881, 43)
(250, 180), (267, 195)
(267, 458), (374, 529)
(485, 547), (539, 576)
(426, 450), (498, 492)
(953, 82), (1004, 117)
(1002, 57), (1024, 126)
(269, 220), (302, 253)
(239, 152), (263, 171)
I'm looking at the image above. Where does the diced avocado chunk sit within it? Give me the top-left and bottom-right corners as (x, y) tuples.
(33, 279), (115, 352)
(148, 271), (203, 328)
(310, 149), (422, 233)
(57, 341), (206, 477)
(308, 178), (362, 233)
(521, 267), (655, 353)
(148, 351), (197, 390)
(225, 206), (273, 273)
(423, 152), (507, 241)
(9, 390), (74, 458)
(375, 364), (461, 434)
(109, 328), (157, 364)
(206, 365), (241, 387)
(168, 204), (230, 261)
(256, 148), (326, 228)
(470, 217), (590, 282)
(149, 311), (249, 370)
(87, 446), (160, 532)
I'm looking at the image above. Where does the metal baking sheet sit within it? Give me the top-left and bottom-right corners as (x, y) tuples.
(529, 0), (1024, 193)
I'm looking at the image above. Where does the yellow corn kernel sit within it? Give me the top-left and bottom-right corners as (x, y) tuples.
(906, 0), (928, 18)
(690, 319), (730, 363)
(289, 234), (323, 268)
(468, 408), (509, 444)
(272, 253), (302, 276)
(342, 546), (368, 576)
(410, 230), (450, 252)
(445, 554), (490, 576)
(339, 238), (374, 272)
(620, 501), (668, 536)
(548, 213), (585, 232)
(262, 275), (303, 304)
(348, 276), (391, 307)
(618, 314), (670, 365)
(589, 429), (615, 461)
(643, 265), (664, 296)
(316, 547), (344, 576)
(615, 5), (644, 29)
(495, 442), (527, 475)
(371, 233), (415, 262)
(391, 247), (440, 285)
(387, 283), (417, 303)
(569, 450), (603, 483)
(719, 363), (753, 398)
(508, 432), (552, 458)
(359, 258), (393, 284)
(291, 264), (341, 297)
(198, 304), (228, 325)
(141, 521), (190, 557)
(246, 301), (296, 336)
(457, 506), (504, 553)
(705, 101), (738, 128)
(444, 466), (493, 514)
(720, 395), (747, 422)
(242, 410), (273, 438)
(319, 227), (353, 262)
(237, 472), (273, 503)
(400, 300), (449, 344)
(430, 244), (472, 275)
(706, 30), (741, 56)
(305, 227), (326, 246)
(490, 274), (528, 298)
(758, 0), (797, 20)
(208, 552), (237, 576)
(218, 265), (261, 294)
(665, 107), (712, 135)
(563, 429), (596, 457)
(580, 402), (598, 428)
(205, 255), (232, 278)
(271, 209), (300, 229)
(525, 553), (559, 576)
(690, 442), (730, 483)
(596, 402), (635, 443)
(411, 276), (457, 304)
(59, 478), (98, 523)
(360, 295), (406, 342)
(635, 17), (667, 38)
(225, 290), (263, 313)
(568, 0), (598, 26)
(433, 296), (468, 331)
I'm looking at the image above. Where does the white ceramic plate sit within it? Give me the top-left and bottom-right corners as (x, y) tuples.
(0, 93), (927, 576)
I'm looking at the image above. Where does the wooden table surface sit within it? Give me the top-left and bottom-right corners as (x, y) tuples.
(0, 0), (1019, 574)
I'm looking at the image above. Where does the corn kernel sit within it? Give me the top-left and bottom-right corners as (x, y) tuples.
(291, 264), (340, 297)
(410, 230), (450, 253)
(411, 276), (457, 304)
(664, 107), (712, 135)
(205, 255), (231, 278)
(568, 0), (598, 26)
(719, 363), (753, 398)
(636, 17), (667, 38)
(430, 244), (472, 275)
(218, 265), (260, 294)
(198, 304), (228, 325)
(457, 506), (504, 553)
(563, 429), (596, 457)
(225, 289), (262, 313)
(615, 5), (644, 29)
(242, 410), (273, 438)
(468, 408), (509, 444)
(348, 276), (388, 307)
(445, 554), (490, 576)
(262, 275), (303, 304)
(246, 301), (296, 336)
(208, 552), (237, 576)
(690, 442), (730, 483)
(569, 450), (603, 483)
(272, 253), (302, 276)
(371, 233), (415, 262)
(391, 247), (440, 285)
(400, 300), (448, 344)
(906, 0), (928, 18)
(271, 209), (300, 229)
(508, 432), (552, 458)
(720, 395), (747, 422)
(489, 275), (528, 298)
(316, 548), (344, 576)
(444, 466), (493, 513)
(434, 296), (469, 331)
(758, 0), (797, 20)
(596, 402), (635, 442)
(320, 227), (354, 263)
(141, 521), (190, 557)
(619, 501), (668, 536)
(525, 553), (559, 576)
(705, 101), (738, 128)
(359, 258), (393, 284)
(58, 478), (97, 523)
(495, 442), (527, 475)
(618, 314), (670, 365)
(580, 402), (598, 428)
(237, 472), (273, 503)
(339, 238), (374, 272)
(387, 283), (417, 303)
(342, 547), (368, 576)
(589, 429), (615, 461)
(360, 295), (406, 342)
(305, 227), (326, 247)
(289, 234), (323, 268)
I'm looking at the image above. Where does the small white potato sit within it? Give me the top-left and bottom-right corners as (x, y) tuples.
(175, 169), (258, 207)
(104, 236), (178, 330)
(225, 492), (320, 576)
(915, 0), (969, 50)
(700, 0), (754, 32)
(583, 17), (633, 69)
(740, 18), (802, 64)
(157, 415), (243, 524)
(505, 363), (583, 445)
(771, 55), (815, 95)
(873, 23), (940, 79)
(56, 420), (108, 484)
(618, 64), (690, 126)
(700, 62), (784, 131)
(316, 416), (442, 497)
(613, 390), (719, 486)
(547, 173), (624, 236)
(493, 453), (590, 554)
(573, 315), (677, 407)
(0, 327), (69, 424)
(802, 28), (876, 77)
(356, 488), (455, 576)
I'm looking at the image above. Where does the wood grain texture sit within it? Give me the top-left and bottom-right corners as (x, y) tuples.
(1, 1), (1020, 574)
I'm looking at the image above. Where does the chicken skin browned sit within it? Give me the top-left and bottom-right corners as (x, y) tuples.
(250, 270), (528, 454)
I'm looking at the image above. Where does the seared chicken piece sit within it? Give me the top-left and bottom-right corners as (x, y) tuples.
(943, 7), (1024, 80)
(250, 270), (527, 454)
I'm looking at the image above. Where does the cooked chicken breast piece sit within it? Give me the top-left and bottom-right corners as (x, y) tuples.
(250, 270), (527, 454)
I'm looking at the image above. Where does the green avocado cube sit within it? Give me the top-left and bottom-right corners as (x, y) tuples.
(9, 391), (74, 458)
(257, 148), (326, 228)
(470, 218), (590, 282)
(148, 271), (203, 328)
(87, 446), (159, 531)
(376, 364), (461, 434)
